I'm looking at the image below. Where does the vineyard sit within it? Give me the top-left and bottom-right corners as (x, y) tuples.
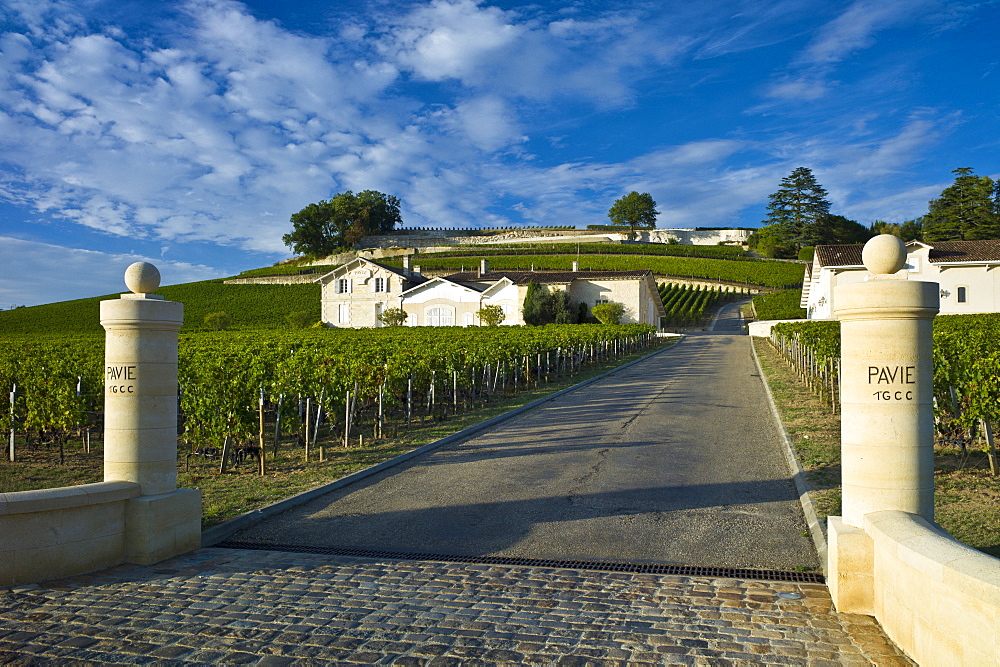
(0, 281), (321, 336)
(768, 314), (1000, 473)
(657, 283), (744, 327)
(748, 288), (806, 320)
(1, 324), (656, 477)
(384, 254), (805, 288)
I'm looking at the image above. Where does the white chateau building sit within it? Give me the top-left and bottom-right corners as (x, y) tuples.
(316, 256), (666, 328)
(801, 239), (1000, 320)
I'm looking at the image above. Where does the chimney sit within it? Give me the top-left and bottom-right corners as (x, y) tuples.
(479, 258), (488, 277)
(572, 260), (579, 272)
(402, 253), (412, 278)
(413, 265), (422, 276)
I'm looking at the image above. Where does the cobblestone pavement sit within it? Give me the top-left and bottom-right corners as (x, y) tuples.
(0, 547), (912, 665)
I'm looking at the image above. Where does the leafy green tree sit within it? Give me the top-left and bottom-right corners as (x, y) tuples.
(923, 168), (1000, 241)
(552, 290), (577, 324)
(286, 311), (313, 328)
(378, 307), (408, 327)
(591, 301), (627, 325)
(748, 224), (796, 258)
(764, 167), (831, 248)
(809, 214), (873, 245)
(283, 190), (402, 258)
(204, 311), (231, 331)
(870, 219), (923, 242)
(608, 191), (659, 237)
(477, 304), (505, 326)
(522, 281), (549, 325)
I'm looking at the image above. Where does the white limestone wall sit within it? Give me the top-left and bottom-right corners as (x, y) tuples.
(482, 282), (522, 325)
(864, 511), (1000, 665)
(402, 280), (483, 326)
(571, 279), (640, 324)
(0, 480), (140, 586)
(361, 228), (749, 249)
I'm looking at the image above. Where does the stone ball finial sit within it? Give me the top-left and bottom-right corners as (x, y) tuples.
(124, 261), (161, 294)
(862, 234), (906, 275)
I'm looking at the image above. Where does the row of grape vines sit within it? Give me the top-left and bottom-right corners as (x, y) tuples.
(388, 254), (805, 288)
(769, 315), (1000, 471)
(657, 283), (745, 327)
(1, 324), (655, 469)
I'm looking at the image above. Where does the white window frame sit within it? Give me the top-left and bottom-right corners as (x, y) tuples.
(425, 306), (455, 327)
(336, 278), (350, 294)
(463, 312), (474, 327)
(374, 277), (385, 293)
(406, 313), (417, 327)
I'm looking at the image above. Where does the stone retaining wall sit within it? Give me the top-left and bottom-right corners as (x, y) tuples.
(223, 275), (318, 285)
(862, 511), (999, 665)
(0, 481), (140, 586)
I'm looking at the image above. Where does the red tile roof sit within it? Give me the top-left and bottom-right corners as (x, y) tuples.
(815, 239), (1000, 267)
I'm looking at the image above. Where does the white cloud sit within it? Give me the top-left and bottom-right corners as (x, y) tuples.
(801, 0), (930, 65)
(0, 236), (224, 307)
(449, 96), (526, 152)
(764, 77), (830, 101)
(381, 0), (687, 105)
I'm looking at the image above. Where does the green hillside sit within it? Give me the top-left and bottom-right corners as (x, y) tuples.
(1, 242), (803, 337)
(0, 280), (320, 336)
(387, 253), (804, 288)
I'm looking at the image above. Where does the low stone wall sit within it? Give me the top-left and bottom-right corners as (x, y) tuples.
(223, 275), (318, 285)
(0, 481), (140, 586)
(862, 511), (999, 665)
(360, 228), (750, 249)
(746, 319), (805, 337)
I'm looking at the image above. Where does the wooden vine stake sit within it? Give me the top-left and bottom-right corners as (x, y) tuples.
(257, 387), (266, 476)
(304, 397), (311, 462)
(272, 393), (284, 457)
(8, 383), (15, 463)
(980, 418), (998, 476)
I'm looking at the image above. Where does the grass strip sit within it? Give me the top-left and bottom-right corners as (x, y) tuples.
(753, 337), (1000, 558)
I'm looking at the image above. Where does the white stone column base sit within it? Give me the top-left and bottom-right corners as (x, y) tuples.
(828, 516), (875, 614)
(125, 489), (202, 565)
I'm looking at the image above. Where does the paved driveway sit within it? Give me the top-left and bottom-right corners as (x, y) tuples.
(234, 303), (818, 571)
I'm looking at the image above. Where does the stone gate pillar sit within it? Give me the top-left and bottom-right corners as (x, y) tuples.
(100, 262), (201, 565)
(828, 235), (938, 612)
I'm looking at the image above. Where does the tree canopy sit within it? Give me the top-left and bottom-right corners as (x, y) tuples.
(608, 191), (659, 236)
(871, 219), (923, 242)
(522, 282), (577, 325)
(282, 190), (402, 258)
(764, 167), (832, 248)
(922, 168), (1000, 241)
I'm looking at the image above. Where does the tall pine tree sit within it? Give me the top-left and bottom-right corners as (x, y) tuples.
(923, 168), (1000, 241)
(764, 167), (832, 248)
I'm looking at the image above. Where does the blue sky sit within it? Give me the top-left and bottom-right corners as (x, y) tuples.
(1, 0), (997, 307)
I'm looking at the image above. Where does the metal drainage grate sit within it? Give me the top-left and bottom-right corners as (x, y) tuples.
(217, 541), (825, 584)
